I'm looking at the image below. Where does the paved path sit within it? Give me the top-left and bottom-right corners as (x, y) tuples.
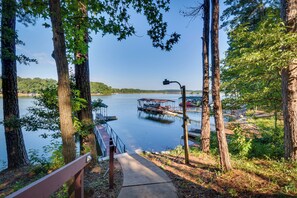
(117, 153), (178, 198)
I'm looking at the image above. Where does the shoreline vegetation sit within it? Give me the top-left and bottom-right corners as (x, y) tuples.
(0, 77), (201, 96)
(1, 96), (297, 196)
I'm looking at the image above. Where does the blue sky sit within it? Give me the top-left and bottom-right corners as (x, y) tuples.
(15, 1), (228, 90)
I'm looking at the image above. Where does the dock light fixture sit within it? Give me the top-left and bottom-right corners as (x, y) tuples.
(162, 79), (190, 165)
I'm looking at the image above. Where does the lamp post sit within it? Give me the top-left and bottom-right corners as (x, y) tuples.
(163, 79), (189, 164)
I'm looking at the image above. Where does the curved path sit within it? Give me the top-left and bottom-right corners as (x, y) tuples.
(117, 153), (178, 198)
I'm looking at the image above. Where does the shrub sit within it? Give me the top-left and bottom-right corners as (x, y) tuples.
(228, 127), (252, 158)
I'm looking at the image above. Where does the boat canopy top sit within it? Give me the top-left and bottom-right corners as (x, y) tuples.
(137, 98), (175, 103)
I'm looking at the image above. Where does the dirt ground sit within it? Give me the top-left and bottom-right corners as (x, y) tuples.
(84, 159), (122, 198)
(1, 151), (296, 198)
(143, 152), (296, 198)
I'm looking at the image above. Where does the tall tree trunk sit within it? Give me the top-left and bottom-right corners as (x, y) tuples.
(211, 0), (232, 171)
(1, 0), (29, 169)
(201, 0), (211, 153)
(49, 0), (76, 164)
(75, 0), (98, 161)
(281, 0), (297, 160)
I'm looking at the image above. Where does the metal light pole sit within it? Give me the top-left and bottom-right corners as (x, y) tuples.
(163, 79), (190, 164)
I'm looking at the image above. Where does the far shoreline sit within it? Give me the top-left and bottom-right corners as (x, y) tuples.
(0, 91), (201, 98)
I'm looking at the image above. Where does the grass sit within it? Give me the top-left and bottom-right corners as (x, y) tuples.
(142, 116), (297, 197)
(143, 148), (297, 197)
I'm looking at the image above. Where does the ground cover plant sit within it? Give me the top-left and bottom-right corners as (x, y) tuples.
(143, 116), (297, 197)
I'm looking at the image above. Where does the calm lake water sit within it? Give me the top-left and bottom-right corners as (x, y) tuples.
(0, 94), (213, 170)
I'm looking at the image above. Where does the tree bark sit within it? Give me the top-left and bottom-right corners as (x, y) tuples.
(211, 0), (232, 171)
(281, 0), (297, 160)
(49, 0), (76, 164)
(1, 0), (29, 169)
(75, 0), (98, 162)
(201, 0), (211, 153)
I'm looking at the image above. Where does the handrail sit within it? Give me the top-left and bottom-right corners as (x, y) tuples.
(103, 123), (126, 154)
(94, 126), (107, 157)
(7, 153), (91, 198)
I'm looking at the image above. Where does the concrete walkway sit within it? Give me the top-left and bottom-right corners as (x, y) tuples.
(117, 153), (178, 198)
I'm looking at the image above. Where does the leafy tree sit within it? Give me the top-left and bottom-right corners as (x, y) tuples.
(221, 1), (283, 115)
(211, 0), (232, 171)
(16, 77), (57, 93)
(221, 0), (280, 30)
(90, 82), (113, 95)
(62, 0), (181, 161)
(221, 0), (297, 160)
(22, 1), (180, 162)
(1, 0), (29, 168)
(22, 83), (87, 139)
(221, 16), (289, 113)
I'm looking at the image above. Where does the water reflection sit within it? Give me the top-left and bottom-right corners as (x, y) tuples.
(138, 111), (175, 124)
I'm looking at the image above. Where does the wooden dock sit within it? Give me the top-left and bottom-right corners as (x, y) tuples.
(96, 113), (117, 122)
(95, 125), (111, 157)
(94, 124), (126, 157)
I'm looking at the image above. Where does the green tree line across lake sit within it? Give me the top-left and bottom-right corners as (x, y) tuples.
(0, 77), (195, 95)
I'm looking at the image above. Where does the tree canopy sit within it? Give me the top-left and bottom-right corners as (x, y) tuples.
(221, 1), (297, 113)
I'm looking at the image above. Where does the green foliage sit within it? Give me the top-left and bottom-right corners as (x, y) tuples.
(209, 133), (219, 156)
(221, 0), (280, 30)
(0, 77), (57, 94)
(228, 127), (252, 158)
(232, 158), (297, 195)
(21, 0), (180, 65)
(0, 76), (114, 95)
(220, 1), (297, 114)
(12, 180), (27, 192)
(249, 118), (284, 158)
(221, 97), (242, 110)
(28, 149), (51, 175)
(28, 141), (65, 175)
(91, 98), (107, 111)
(1, 0), (38, 66)
(45, 142), (65, 170)
(170, 145), (184, 156)
(22, 81), (87, 137)
(221, 13), (297, 112)
(206, 118), (283, 159)
(90, 82), (113, 95)
(22, 85), (60, 134)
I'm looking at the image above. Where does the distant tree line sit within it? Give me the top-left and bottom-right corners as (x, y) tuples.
(0, 77), (201, 95)
(0, 77), (113, 95)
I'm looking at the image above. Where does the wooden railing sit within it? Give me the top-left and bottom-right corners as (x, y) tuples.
(103, 123), (126, 154)
(7, 153), (91, 198)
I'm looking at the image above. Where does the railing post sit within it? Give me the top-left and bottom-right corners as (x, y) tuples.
(109, 138), (115, 189)
(74, 169), (84, 198)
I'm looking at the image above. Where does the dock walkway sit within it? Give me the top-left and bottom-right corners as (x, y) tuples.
(117, 153), (178, 198)
(95, 124), (126, 157)
(95, 125), (111, 157)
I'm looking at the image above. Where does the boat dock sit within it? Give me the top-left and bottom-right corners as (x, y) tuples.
(96, 113), (117, 122)
(94, 123), (126, 157)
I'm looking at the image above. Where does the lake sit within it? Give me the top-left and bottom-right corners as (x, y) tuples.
(0, 94), (212, 170)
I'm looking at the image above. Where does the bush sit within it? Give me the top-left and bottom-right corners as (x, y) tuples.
(249, 118), (284, 159)
(228, 127), (252, 158)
